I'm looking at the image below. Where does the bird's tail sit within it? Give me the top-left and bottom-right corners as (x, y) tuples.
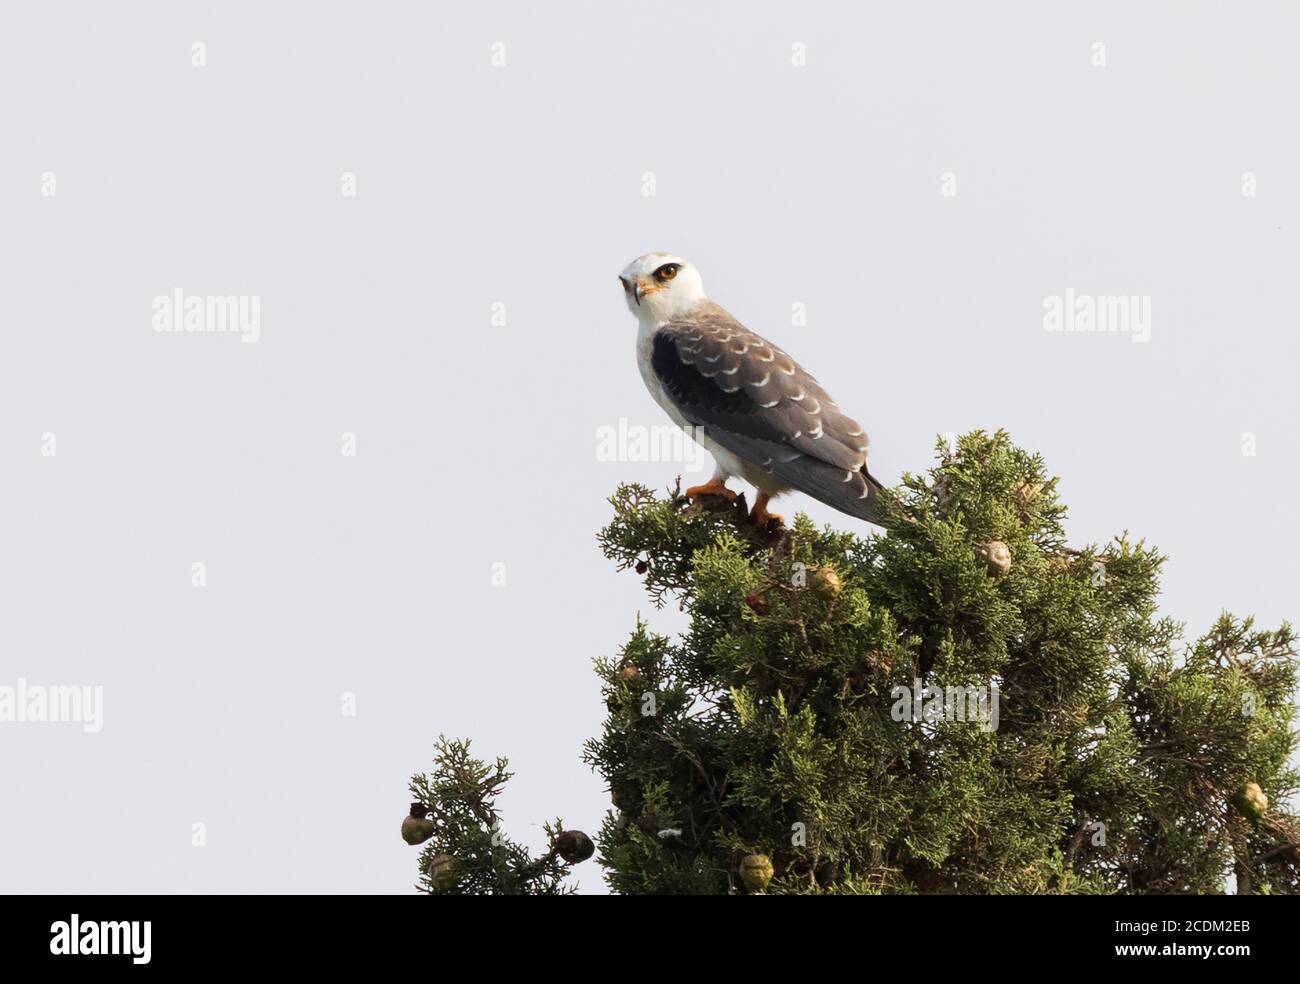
(859, 468), (890, 526)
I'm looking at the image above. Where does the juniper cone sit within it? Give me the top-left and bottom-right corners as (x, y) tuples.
(401, 805), (437, 846)
(1015, 480), (1042, 510)
(427, 853), (458, 893)
(1231, 782), (1269, 826)
(739, 854), (775, 893)
(977, 540), (1012, 575)
(554, 830), (596, 864)
(811, 565), (842, 597)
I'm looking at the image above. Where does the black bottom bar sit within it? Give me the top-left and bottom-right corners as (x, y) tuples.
(3, 894), (1282, 970)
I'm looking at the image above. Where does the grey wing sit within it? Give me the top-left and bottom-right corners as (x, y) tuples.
(651, 302), (885, 523)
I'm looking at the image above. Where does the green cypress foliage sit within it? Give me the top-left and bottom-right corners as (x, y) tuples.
(406, 431), (1297, 894)
(406, 737), (587, 895)
(587, 430), (1298, 894)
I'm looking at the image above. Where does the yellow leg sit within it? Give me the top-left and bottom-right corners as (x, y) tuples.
(685, 477), (737, 502)
(750, 493), (784, 527)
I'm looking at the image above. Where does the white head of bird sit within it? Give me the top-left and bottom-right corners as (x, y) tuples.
(619, 253), (706, 325)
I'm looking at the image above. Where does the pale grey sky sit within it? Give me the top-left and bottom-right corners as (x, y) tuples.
(0, 2), (1296, 892)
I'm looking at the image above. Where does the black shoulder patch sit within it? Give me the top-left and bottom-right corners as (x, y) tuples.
(651, 331), (755, 418)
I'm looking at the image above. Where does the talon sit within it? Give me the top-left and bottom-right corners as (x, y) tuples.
(685, 478), (737, 502)
(750, 493), (784, 528)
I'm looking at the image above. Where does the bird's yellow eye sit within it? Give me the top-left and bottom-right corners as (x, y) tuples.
(656, 263), (679, 282)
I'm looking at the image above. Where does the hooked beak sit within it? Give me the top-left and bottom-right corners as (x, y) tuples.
(620, 276), (645, 306)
